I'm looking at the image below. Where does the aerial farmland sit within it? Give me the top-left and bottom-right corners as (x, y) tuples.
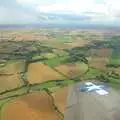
(0, 28), (120, 120)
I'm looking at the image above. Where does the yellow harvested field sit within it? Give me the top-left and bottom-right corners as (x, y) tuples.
(0, 74), (21, 92)
(64, 40), (90, 48)
(45, 40), (72, 49)
(0, 61), (24, 92)
(3, 92), (60, 120)
(55, 63), (88, 78)
(115, 67), (120, 75)
(52, 87), (68, 113)
(0, 61), (24, 74)
(16, 35), (49, 41)
(89, 57), (108, 70)
(27, 63), (64, 84)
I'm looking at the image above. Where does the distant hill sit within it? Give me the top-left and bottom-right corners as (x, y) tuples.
(0, 24), (120, 32)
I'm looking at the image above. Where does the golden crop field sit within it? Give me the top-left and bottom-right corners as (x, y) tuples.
(52, 87), (68, 113)
(55, 63), (88, 78)
(27, 63), (64, 84)
(0, 61), (24, 74)
(0, 74), (21, 92)
(3, 92), (60, 120)
(0, 61), (24, 92)
(64, 40), (90, 48)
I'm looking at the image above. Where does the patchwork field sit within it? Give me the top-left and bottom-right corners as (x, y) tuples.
(0, 28), (120, 120)
(16, 35), (49, 41)
(0, 61), (24, 74)
(55, 63), (88, 78)
(27, 62), (64, 84)
(0, 74), (21, 92)
(96, 48), (112, 57)
(64, 40), (90, 48)
(109, 57), (120, 66)
(90, 48), (112, 57)
(52, 87), (68, 113)
(42, 53), (57, 59)
(0, 61), (24, 92)
(115, 67), (120, 75)
(42, 40), (71, 49)
(89, 57), (109, 70)
(3, 92), (60, 120)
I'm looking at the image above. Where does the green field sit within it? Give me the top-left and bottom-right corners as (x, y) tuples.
(44, 56), (68, 67)
(55, 35), (73, 43)
(109, 57), (120, 66)
(81, 67), (102, 80)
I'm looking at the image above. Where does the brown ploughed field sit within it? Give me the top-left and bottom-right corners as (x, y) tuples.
(55, 63), (87, 78)
(52, 87), (68, 113)
(89, 57), (108, 70)
(3, 92), (60, 120)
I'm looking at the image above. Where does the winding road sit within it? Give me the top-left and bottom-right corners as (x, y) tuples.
(64, 82), (120, 120)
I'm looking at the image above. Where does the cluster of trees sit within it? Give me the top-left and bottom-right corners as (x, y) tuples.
(63, 54), (88, 64)
(0, 40), (54, 61)
(97, 71), (120, 83)
(63, 47), (89, 64)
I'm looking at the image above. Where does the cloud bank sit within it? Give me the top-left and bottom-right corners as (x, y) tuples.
(0, 0), (120, 25)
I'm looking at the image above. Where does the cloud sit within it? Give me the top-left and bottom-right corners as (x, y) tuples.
(0, 0), (120, 25)
(0, 7), (37, 24)
(17, 0), (66, 6)
(0, 0), (39, 24)
(38, 12), (91, 21)
(35, 0), (120, 19)
(36, 0), (95, 13)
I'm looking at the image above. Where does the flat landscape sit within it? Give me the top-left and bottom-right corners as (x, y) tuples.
(0, 28), (120, 120)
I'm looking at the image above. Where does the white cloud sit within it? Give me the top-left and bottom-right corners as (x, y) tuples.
(0, 6), (37, 24)
(37, 4), (67, 13)
(17, 0), (64, 6)
(17, 0), (120, 17)
(17, 0), (38, 5)
(102, 0), (120, 18)
(36, 0), (96, 13)
(1, 0), (120, 24)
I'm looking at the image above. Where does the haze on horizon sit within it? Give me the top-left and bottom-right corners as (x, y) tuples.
(0, 0), (120, 26)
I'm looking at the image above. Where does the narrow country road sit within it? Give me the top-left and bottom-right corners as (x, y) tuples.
(64, 82), (120, 120)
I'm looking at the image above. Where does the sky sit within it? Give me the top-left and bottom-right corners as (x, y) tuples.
(0, 0), (120, 26)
